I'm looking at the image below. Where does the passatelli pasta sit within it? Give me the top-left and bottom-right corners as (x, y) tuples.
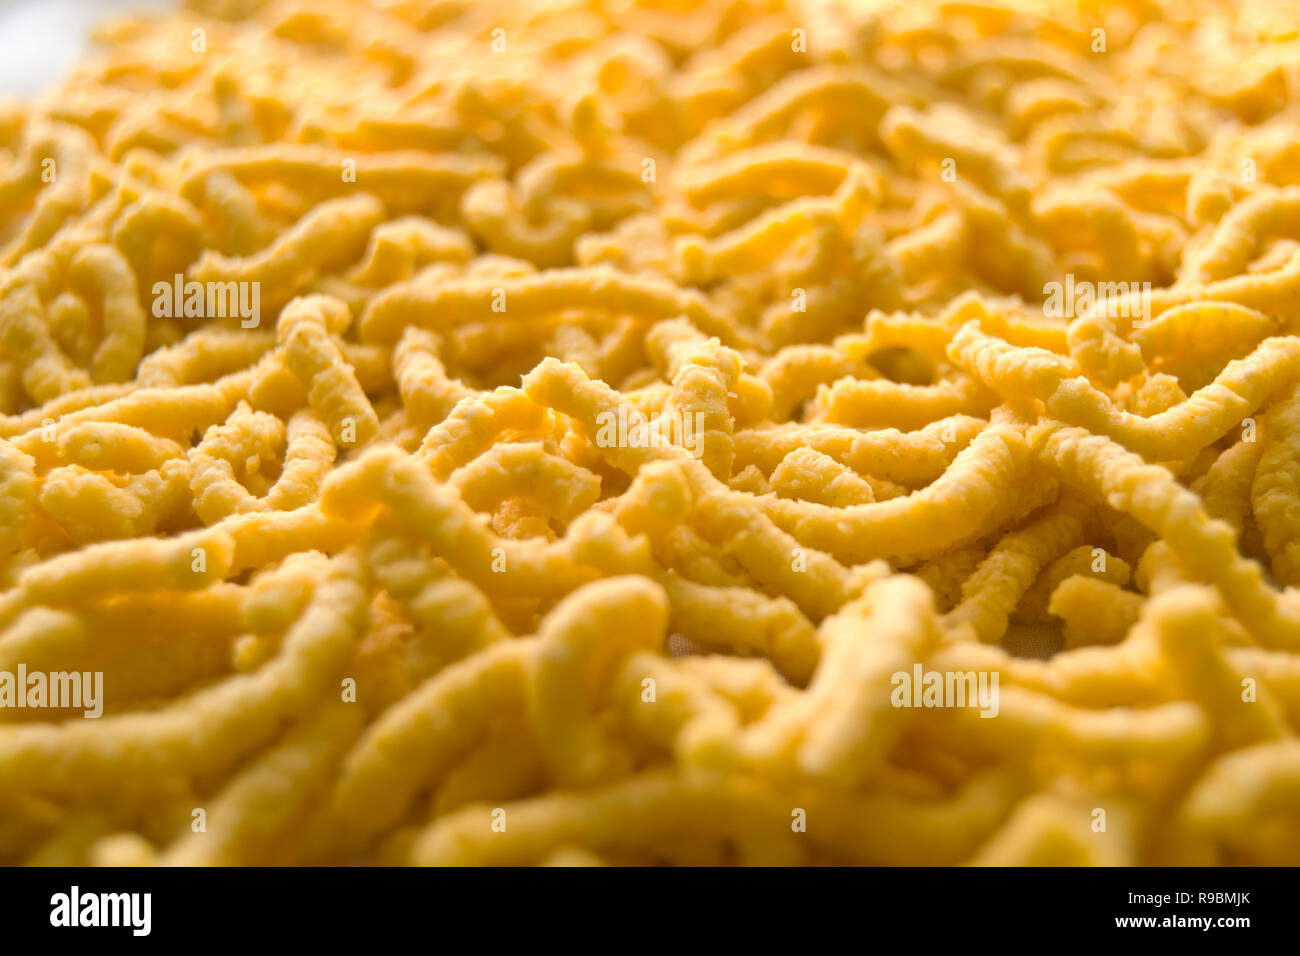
(2, 0), (1300, 866)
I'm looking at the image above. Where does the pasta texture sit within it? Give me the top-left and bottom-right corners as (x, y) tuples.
(4, 0), (1300, 866)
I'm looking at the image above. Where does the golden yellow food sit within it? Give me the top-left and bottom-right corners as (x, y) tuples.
(3, 0), (1300, 866)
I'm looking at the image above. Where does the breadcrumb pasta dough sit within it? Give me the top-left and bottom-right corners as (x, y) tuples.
(3, 0), (1300, 866)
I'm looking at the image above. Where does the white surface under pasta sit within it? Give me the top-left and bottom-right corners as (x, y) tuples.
(0, 0), (176, 97)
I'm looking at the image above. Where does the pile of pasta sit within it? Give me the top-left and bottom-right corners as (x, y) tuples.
(2, 0), (1300, 866)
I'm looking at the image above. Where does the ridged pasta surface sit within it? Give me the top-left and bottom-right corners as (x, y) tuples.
(3, 0), (1300, 865)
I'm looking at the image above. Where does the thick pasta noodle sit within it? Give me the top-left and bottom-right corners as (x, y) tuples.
(1, 0), (1300, 867)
